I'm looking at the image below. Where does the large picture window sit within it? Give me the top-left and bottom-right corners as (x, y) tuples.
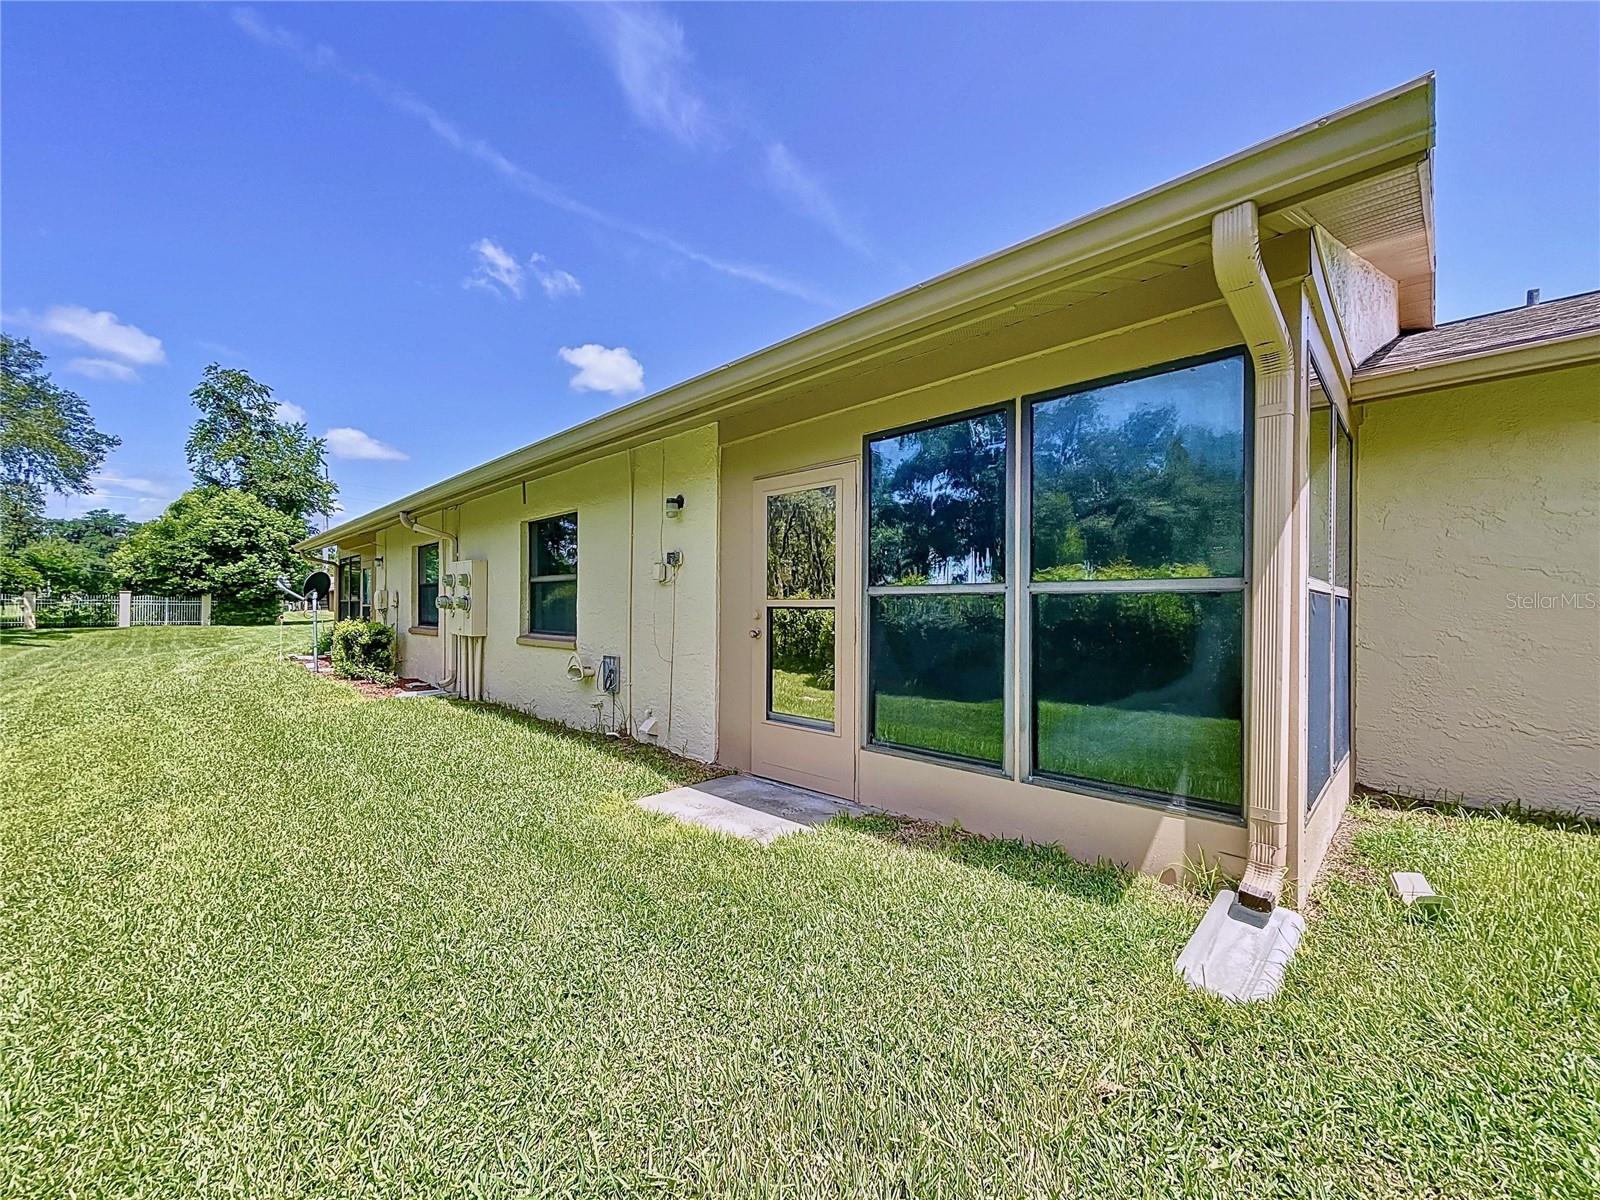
(1028, 351), (1248, 812)
(866, 406), (1009, 766)
(416, 542), (439, 628)
(1307, 360), (1352, 809)
(528, 512), (578, 638)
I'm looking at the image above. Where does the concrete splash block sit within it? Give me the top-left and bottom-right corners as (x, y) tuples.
(1176, 890), (1306, 1003)
(636, 774), (860, 845)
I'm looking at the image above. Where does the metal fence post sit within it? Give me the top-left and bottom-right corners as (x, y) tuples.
(21, 591), (37, 630)
(200, 594), (212, 626)
(118, 590), (132, 628)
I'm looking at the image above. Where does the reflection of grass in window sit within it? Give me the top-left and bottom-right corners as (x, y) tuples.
(872, 695), (1241, 806)
(1036, 703), (1241, 809)
(873, 695), (1005, 764)
(770, 668), (834, 724)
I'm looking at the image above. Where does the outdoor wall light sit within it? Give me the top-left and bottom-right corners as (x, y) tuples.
(665, 493), (685, 518)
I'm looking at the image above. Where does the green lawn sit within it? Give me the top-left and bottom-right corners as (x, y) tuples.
(4, 625), (1598, 1198)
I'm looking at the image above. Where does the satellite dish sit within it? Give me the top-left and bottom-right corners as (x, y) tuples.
(301, 570), (332, 601)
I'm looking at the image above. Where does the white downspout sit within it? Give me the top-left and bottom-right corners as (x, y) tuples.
(1212, 200), (1295, 912)
(400, 510), (457, 692)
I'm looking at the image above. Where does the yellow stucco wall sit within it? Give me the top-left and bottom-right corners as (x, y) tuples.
(1355, 363), (1600, 817)
(368, 424), (721, 762)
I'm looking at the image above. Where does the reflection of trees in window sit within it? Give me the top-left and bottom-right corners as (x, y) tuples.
(1028, 353), (1248, 811)
(869, 411), (1007, 585)
(1032, 357), (1245, 580)
(766, 487), (835, 600)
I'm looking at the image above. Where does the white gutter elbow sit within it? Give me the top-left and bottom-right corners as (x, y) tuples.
(1212, 201), (1295, 912)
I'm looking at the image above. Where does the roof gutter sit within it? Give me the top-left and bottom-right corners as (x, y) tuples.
(297, 76), (1434, 553)
(1213, 200), (1295, 913)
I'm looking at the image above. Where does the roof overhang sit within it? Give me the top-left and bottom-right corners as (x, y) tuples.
(301, 75), (1436, 551)
(1352, 327), (1600, 402)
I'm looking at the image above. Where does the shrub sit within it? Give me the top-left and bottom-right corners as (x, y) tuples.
(329, 620), (396, 685)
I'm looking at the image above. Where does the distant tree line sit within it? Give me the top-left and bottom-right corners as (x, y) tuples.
(1, 332), (337, 623)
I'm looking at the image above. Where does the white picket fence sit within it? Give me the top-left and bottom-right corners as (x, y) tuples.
(0, 590), (210, 630)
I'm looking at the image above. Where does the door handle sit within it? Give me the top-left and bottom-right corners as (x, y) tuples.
(749, 628), (762, 638)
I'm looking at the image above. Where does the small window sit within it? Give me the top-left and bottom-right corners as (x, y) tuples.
(866, 407), (1010, 767)
(416, 542), (439, 628)
(528, 512), (578, 638)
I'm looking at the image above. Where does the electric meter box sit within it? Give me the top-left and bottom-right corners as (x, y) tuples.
(444, 558), (488, 637)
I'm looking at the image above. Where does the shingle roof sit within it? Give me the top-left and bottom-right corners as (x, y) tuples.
(1358, 290), (1600, 374)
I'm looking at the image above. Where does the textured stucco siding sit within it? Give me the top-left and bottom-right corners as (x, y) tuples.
(1355, 364), (1600, 816)
(1315, 228), (1399, 366)
(373, 423), (720, 762)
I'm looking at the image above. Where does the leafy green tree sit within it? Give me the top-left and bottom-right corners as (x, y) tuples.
(18, 537), (106, 593)
(0, 552), (44, 592)
(43, 508), (139, 560)
(184, 365), (335, 524)
(112, 488), (307, 623)
(0, 334), (120, 549)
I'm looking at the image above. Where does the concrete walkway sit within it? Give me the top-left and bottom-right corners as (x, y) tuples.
(636, 774), (864, 845)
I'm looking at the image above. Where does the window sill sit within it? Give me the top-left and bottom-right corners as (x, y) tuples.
(407, 625), (438, 637)
(517, 634), (576, 649)
(1023, 771), (1247, 827)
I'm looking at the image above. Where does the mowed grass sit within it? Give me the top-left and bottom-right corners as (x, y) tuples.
(3, 625), (1598, 1199)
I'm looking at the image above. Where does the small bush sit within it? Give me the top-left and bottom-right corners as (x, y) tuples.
(329, 620), (396, 685)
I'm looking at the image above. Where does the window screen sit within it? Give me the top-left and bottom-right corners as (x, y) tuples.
(528, 513), (578, 637)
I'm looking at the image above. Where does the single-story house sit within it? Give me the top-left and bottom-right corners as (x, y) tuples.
(300, 75), (1598, 910)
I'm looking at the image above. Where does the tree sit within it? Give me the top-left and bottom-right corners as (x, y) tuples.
(0, 334), (120, 549)
(184, 364), (335, 524)
(112, 488), (307, 624)
(43, 508), (139, 560)
(0, 552), (44, 592)
(18, 537), (106, 594)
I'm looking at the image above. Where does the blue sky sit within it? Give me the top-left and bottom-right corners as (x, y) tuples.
(4, 3), (1596, 525)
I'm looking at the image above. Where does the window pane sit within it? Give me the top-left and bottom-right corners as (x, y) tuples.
(768, 607), (835, 727)
(1334, 595), (1351, 764)
(1335, 414), (1352, 589)
(417, 544), (439, 626)
(1309, 400), (1332, 584)
(532, 579), (577, 636)
(869, 409), (1007, 585)
(767, 487), (836, 600)
(1033, 591), (1243, 810)
(533, 513), (578, 576)
(1032, 355), (1246, 581)
(870, 594), (1004, 764)
(1308, 589), (1332, 802)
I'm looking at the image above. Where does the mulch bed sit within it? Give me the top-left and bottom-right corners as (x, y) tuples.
(287, 654), (442, 699)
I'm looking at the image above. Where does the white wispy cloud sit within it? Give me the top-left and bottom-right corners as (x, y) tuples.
(764, 142), (871, 257)
(65, 357), (140, 383)
(531, 254), (582, 299)
(466, 240), (583, 301)
(232, 7), (826, 304)
(274, 401), (308, 424)
(324, 427), (408, 461)
(466, 237), (525, 299)
(582, 4), (868, 257)
(583, 4), (722, 149)
(558, 344), (644, 395)
(8, 305), (166, 365)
